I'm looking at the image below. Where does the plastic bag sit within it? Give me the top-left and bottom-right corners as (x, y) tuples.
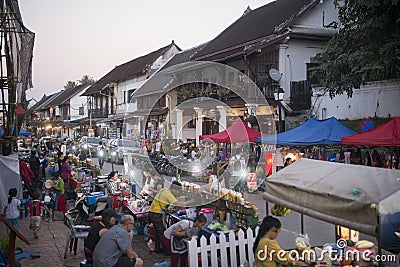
(296, 234), (310, 252)
(147, 239), (155, 252)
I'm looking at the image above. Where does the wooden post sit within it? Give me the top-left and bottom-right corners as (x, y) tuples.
(0, 215), (30, 267)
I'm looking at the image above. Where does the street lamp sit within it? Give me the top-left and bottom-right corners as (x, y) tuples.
(273, 87), (285, 133)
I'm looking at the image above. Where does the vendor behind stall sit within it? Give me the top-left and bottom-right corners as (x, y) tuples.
(148, 181), (196, 254)
(106, 171), (121, 210)
(254, 216), (297, 267)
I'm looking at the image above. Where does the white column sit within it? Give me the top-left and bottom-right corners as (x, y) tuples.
(278, 44), (288, 99)
(175, 109), (183, 141)
(216, 106), (226, 132)
(194, 107), (203, 146)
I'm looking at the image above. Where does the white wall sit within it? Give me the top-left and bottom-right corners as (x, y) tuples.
(281, 39), (326, 100)
(69, 86), (90, 120)
(295, 0), (338, 27)
(311, 80), (400, 120)
(117, 78), (143, 113)
(278, 0), (338, 100)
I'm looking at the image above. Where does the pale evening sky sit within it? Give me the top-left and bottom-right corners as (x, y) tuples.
(19, 0), (272, 101)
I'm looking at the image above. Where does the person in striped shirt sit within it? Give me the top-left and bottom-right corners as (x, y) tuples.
(107, 171), (121, 210)
(28, 191), (51, 239)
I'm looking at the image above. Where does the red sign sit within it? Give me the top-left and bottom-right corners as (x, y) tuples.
(265, 152), (273, 176)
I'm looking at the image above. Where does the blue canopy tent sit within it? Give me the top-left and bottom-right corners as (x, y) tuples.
(0, 127), (32, 136)
(257, 117), (357, 145)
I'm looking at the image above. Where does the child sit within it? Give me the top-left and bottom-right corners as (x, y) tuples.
(3, 188), (23, 235)
(29, 191), (52, 239)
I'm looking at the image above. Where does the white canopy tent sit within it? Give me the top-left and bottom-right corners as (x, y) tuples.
(263, 158), (400, 236)
(0, 155), (23, 207)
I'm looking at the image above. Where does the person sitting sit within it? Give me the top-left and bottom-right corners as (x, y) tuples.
(163, 213), (207, 267)
(84, 209), (119, 264)
(93, 214), (143, 267)
(254, 216), (297, 267)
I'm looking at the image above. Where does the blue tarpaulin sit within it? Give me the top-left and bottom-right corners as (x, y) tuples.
(257, 117), (357, 145)
(0, 127), (32, 136)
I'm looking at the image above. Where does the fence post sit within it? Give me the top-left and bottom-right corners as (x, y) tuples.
(229, 231), (238, 266)
(188, 237), (199, 267)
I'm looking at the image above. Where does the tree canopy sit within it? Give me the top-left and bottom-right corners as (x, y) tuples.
(312, 0), (400, 98)
(64, 75), (96, 90)
(63, 81), (77, 90)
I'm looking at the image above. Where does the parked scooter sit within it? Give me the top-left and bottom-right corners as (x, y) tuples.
(64, 189), (108, 226)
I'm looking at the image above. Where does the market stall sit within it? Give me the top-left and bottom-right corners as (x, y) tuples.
(200, 118), (265, 189)
(257, 117), (357, 145)
(200, 118), (263, 143)
(263, 158), (400, 264)
(342, 117), (400, 147)
(166, 181), (260, 233)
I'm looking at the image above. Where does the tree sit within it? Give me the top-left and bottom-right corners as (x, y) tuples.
(312, 0), (400, 98)
(64, 81), (77, 90)
(78, 75), (96, 85)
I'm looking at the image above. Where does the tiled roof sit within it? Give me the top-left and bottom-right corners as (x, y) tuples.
(30, 92), (61, 111)
(82, 41), (181, 96)
(40, 91), (64, 109)
(47, 84), (89, 107)
(30, 95), (50, 111)
(193, 0), (317, 61)
(133, 43), (207, 98)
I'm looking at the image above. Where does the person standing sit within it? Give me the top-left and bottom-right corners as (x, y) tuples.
(60, 157), (72, 185)
(29, 150), (41, 187)
(107, 171), (121, 210)
(148, 181), (195, 253)
(39, 151), (49, 180)
(163, 214), (207, 267)
(155, 139), (162, 158)
(2, 188), (23, 235)
(93, 214), (143, 267)
(28, 191), (51, 239)
(84, 209), (119, 264)
(51, 172), (66, 212)
(61, 141), (67, 158)
(97, 141), (106, 169)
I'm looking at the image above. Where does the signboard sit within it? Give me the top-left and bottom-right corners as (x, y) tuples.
(88, 128), (94, 137)
(360, 118), (376, 133)
(247, 173), (257, 192)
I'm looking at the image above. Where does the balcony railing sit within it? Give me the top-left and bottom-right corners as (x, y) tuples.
(89, 108), (115, 118)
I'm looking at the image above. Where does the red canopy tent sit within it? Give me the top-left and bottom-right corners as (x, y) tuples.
(199, 118), (264, 143)
(341, 117), (400, 146)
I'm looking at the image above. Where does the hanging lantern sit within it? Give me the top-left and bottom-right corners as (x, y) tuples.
(15, 104), (25, 115)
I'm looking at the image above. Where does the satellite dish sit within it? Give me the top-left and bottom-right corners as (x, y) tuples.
(269, 69), (282, 81)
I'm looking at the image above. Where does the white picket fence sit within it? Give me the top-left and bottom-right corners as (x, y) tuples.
(188, 226), (259, 267)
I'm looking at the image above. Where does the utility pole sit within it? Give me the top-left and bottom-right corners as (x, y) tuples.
(89, 97), (92, 129)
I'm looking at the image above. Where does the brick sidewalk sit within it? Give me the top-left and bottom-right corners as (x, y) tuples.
(0, 212), (169, 267)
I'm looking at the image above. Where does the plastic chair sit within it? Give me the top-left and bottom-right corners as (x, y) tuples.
(64, 213), (89, 258)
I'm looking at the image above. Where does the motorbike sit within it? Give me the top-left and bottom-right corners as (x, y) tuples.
(65, 189), (109, 226)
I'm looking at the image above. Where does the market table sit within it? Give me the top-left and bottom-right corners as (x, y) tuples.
(70, 177), (85, 189)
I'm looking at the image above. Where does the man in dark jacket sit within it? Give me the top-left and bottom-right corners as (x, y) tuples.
(29, 150), (41, 187)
